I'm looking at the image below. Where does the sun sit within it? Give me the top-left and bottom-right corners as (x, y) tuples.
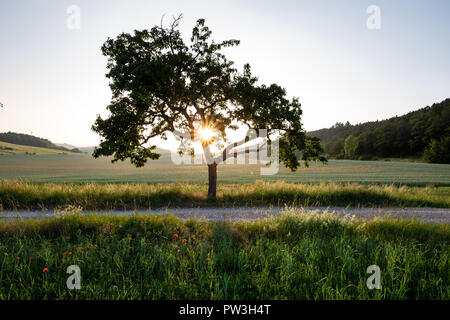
(198, 127), (216, 142)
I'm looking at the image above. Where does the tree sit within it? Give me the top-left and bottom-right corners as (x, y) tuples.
(423, 136), (450, 164)
(92, 16), (327, 197)
(355, 131), (375, 159)
(344, 135), (358, 159)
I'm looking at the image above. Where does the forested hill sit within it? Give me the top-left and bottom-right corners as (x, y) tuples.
(308, 99), (450, 163)
(0, 132), (82, 153)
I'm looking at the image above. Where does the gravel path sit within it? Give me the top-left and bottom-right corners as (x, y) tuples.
(1, 207), (449, 224)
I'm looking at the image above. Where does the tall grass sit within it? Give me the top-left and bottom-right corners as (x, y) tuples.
(0, 211), (448, 299)
(0, 180), (448, 210)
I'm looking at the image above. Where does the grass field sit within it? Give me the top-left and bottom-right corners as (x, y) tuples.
(1, 153), (449, 209)
(0, 153), (449, 186)
(1, 180), (449, 210)
(0, 142), (78, 155)
(0, 211), (448, 299)
(1, 153), (448, 300)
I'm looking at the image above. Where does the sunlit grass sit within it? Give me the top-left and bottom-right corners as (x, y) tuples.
(0, 180), (448, 210)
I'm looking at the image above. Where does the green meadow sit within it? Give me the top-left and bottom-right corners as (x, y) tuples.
(0, 211), (448, 299)
(0, 153), (449, 185)
(1, 153), (449, 209)
(0, 154), (449, 300)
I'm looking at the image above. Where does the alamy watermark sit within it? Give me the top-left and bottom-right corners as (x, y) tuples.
(66, 265), (81, 290)
(170, 128), (280, 175)
(67, 5), (81, 30)
(366, 265), (381, 290)
(366, 5), (381, 30)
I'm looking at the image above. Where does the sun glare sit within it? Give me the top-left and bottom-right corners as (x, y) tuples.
(199, 127), (216, 142)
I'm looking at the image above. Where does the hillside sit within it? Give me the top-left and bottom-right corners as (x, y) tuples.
(309, 99), (450, 163)
(0, 132), (82, 153)
(55, 142), (78, 149)
(0, 141), (79, 155)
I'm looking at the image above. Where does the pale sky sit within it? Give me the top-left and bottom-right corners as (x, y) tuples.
(0, 0), (449, 147)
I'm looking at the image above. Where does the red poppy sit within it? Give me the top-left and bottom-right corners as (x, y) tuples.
(173, 234), (178, 238)
(16, 257), (20, 260)
(29, 257), (33, 260)
(182, 239), (187, 243)
(43, 268), (48, 273)
(248, 254), (251, 257)
(68, 252), (72, 256)
(62, 252), (66, 255)
(67, 236), (71, 240)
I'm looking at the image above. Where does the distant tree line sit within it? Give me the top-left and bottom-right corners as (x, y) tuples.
(0, 132), (82, 153)
(309, 99), (450, 164)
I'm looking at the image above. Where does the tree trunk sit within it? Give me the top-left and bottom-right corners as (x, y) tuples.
(207, 163), (217, 198)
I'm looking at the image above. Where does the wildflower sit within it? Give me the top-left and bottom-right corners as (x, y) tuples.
(16, 257), (20, 260)
(67, 236), (71, 240)
(248, 254), (251, 257)
(29, 257), (33, 261)
(68, 252), (72, 256)
(63, 252), (66, 256)
(182, 239), (187, 243)
(173, 234), (178, 238)
(43, 268), (48, 273)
